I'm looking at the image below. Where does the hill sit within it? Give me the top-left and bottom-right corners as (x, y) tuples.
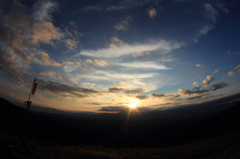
(0, 97), (240, 158)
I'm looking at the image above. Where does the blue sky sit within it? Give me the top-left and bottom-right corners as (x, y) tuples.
(0, 0), (239, 113)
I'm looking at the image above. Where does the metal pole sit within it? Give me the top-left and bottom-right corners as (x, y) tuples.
(27, 92), (32, 102)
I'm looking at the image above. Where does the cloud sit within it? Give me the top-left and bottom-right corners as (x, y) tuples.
(116, 61), (171, 70)
(85, 59), (94, 63)
(178, 88), (209, 96)
(147, 8), (157, 18)
(125, 88), (143, 94)
(216, 2), (229, 14)
(63, 61), (80, 65)
(80, 38), (184, 58)
(114, 24), (128, 31)
(94, 59), (108, 67)
(114, 16), (132, 31)
(3, 9), (30, 28)
(39, 79), (99, 98)
(204, 3), (218, 23)
(234, 65), (240, 72)
(93, 70), (154, 79)
(227, 65), (240, 77)
(41, 52), (62, 67)
(213, 69), (219, 74)
(39, 71), (56, 76)
(62, 60), (95, 73)
(135, 95), (148, 100)
(228, 71), (234, 76)
(31, 21), (64, 45)
(14, 48), (39, 64)
(1, 2), (64, 47)
(151, 93), (165, 98)
(108, 86), (143, 94)
(197, 3), (218, 36)
(33, 0), (58, 21)
(99, 106), (125, 112)
(109, 87), (125, 92)
(196, 64), (201, 67)
(70, 79), (78, 85)
(85, 59), (108, 67)
(0, 48), (26, 85)
(202, 75), (214, 85)
(193, 82), (199, 87)
(210, 82), (228, 91)
(65, 39), (79, 50)
(39, 71), (62, 80)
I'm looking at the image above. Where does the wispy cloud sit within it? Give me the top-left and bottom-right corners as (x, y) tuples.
(213, 69), (219, 74)
(94, 59), (108, 67)
(76, 70), (156, 82)
(204, 3), (218, 23)
(41, 52), (62, 67)
(235, 65), (240, 72)
(65, 39), (79, 50)
(116, 61), (171, 70)
(70, 79), (78, 85)
(33, 0), (58, 21)
(114, 16), (132, 31)
(80, 38), (184, 58)
(39, 71), (56, 76)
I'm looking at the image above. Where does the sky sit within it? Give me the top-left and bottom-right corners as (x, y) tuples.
(0, 0), (240, 113)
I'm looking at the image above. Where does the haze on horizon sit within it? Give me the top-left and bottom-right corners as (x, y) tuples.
(0, 0), (239, 113)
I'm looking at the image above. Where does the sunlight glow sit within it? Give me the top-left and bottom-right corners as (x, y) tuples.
(129, 102), (137, 108)
(127, 98), (139, 108)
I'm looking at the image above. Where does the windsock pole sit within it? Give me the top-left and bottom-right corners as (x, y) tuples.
(22, 78), (38, 139)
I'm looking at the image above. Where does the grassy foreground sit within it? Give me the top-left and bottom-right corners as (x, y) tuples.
(1, 129), (240, 159)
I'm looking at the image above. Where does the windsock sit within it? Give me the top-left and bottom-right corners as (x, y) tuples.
(31, 78), (38, 95)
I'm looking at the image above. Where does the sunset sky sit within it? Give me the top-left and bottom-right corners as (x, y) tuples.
(0, 0), (239, 113)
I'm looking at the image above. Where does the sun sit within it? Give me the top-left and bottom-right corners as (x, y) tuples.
(128, 102), (137, 108)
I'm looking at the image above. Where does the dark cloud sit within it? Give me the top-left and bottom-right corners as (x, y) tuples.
(184, 96), (202, 101)
(210, 82), (228, 91)
(135, 95), (148, 100)
(88, 102), (101, 105)
(178, 88), (209, 96)
(99, 106), (125, 111)
(109, 87), (125, 92)
(38, 79), (99, 97)
(109, 86), (144, 94)
(151, 93), (165, 97)
(125, 88), (143, 94)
